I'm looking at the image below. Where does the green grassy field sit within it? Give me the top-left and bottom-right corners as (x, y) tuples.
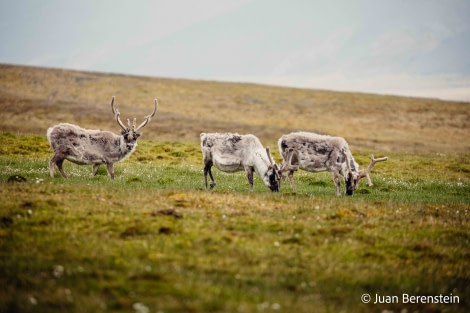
(1, 64), (469, 313)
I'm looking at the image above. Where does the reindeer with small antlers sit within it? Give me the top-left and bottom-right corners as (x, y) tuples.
(278, 132), (388, 196)
(47, 96), (158, 179)
(200, 132), (281, 192)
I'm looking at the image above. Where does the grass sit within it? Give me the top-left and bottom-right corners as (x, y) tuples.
(0, 64), (469, 312)
(0, 132), (469, 313)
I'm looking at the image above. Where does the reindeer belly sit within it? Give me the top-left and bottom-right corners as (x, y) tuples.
(65, 154), (105, 165)
(65, 144), (106, 165)
(213, 155), (243, 172)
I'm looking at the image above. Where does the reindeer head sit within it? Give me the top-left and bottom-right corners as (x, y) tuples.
(265, 147), (281, 192)
(111, 96), (158, 151)
(345, 172), (357, 196)
(345, 155), (388, 196)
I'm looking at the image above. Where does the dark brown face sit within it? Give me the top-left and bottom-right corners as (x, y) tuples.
(122, 131), (141, 151)
(345, 172), (359, 196)
(267, 165), (281, 192)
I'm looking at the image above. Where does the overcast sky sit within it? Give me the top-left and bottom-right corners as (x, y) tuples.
(1, 0), (469, 101)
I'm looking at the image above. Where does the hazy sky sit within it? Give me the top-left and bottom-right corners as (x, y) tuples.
(1, 0), (469, 101)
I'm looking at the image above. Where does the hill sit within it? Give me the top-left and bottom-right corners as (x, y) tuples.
(1, 63), (469, 153)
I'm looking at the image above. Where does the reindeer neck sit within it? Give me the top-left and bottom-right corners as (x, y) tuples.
(253, 149), (271, 174)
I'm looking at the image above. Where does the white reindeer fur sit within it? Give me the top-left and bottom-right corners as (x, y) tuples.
(200, 132), (280, 192)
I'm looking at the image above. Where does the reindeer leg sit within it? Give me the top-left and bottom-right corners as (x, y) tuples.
(245, 166), (254, 192)
(332, 172), (341, 196)
(208, 168), (216, 189)
(106, 163), (115, 180)
(288, 170), (297, 193)
(92, 164), (100, 176)
(50, 153), (67, 178)
(49, 158), (56, 178)
(203, 164), (209, 189)
(56, 159), (67, 178)
(204, 162), (216, 189)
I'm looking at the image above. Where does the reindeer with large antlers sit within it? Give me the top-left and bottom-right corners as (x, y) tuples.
(47, 96), (158, 179)
(278, 132), (388, 196)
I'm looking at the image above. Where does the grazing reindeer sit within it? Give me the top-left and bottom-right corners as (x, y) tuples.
(278, 132), (387, 196)
(47, 96), (158, 179)
(200, 132), (281, 192)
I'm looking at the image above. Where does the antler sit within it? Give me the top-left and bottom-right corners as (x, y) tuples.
(266, 147), (275, 165)
(135, 99), (158, 132)
(358, 154), (388, 184)
(279, 148), (300, 174)
(110, 96), (128, 131)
